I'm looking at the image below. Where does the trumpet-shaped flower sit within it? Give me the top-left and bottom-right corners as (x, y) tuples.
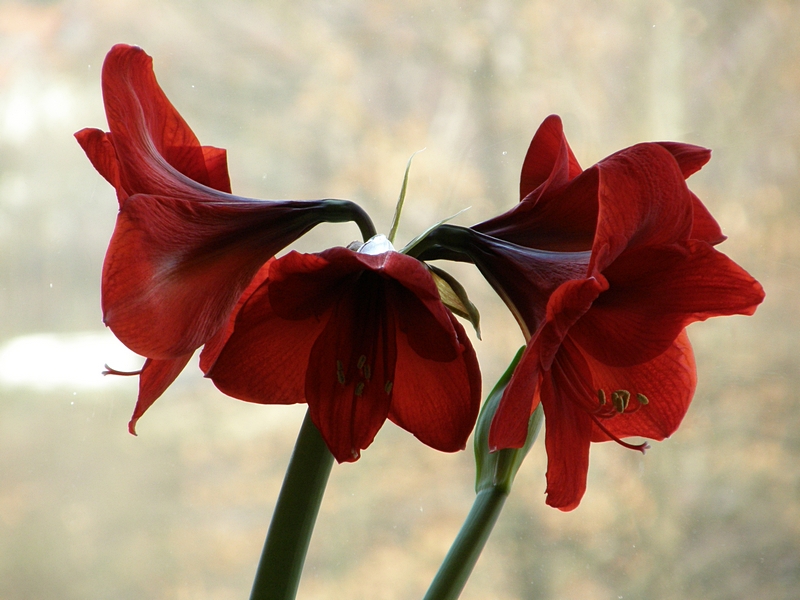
(76, 44), (372, 431)
(204, 236), (481, 462)
(415, 115), (764, 510)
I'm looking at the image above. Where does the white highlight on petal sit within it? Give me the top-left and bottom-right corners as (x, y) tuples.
(358, 234), (395, 255)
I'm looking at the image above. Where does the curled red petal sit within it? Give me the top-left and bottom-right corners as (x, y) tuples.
(389, 310), (481, 452)
(128, 354), (193, 434)
(519, 114), (582, 201)
(75, 128), (125, 203)
(100, 44), (231, 197)
(476, 116), (594, 252)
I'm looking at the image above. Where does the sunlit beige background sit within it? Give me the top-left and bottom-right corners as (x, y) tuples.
(1, 0), (797, 598)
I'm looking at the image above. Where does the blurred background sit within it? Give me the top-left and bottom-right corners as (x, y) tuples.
(0, 0), (797, 598)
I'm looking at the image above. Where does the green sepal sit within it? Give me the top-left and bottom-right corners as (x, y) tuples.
(427, 265), (481, 339)
(388, 149), (425, 244)
(474, 346), (544, 494)
(400, 210), (470, 257)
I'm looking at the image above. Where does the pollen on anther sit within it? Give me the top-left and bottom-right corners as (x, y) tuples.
(336, 360), (346, 385)
(354, 382), (365, 397)
(357, 355), (367, 370)
(384, 381), (393, 395)
(363, 365), (372, 380)
(637, 393), (649, 405)
(612, 390), (631, 413)
(596, 389), (606, 405)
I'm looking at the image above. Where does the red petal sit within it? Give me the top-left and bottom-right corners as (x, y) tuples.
(582, 330), (697, 442)
(488, 339), (543, 450)
(655, 141), (711, 178)
(389, 310), (481, 452)
(205, 276), (330, 406)
(540, 344), (595, 511)
(537, 276), (607, 369)
(128, 354), (193, 434)
(102, 195), (329, 358)
(199, 259), (273, 373)
(305, 276), (396, 463)
(75, 128), (125, 202)
(689, 191), (726, 245)
(477, 167), (599, 252)
(268, 250), (360, 320)
(100, 44), (231, 197)
(570, 241), (765, 367)
(476, 116), (594, 252)
(590, 143), (695, 273)
(519, 114), (582, 201)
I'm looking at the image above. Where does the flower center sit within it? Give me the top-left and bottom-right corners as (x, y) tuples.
(589, 387), (650, 453)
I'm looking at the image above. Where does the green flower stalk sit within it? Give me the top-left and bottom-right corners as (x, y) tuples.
(424, 347), (544, 600)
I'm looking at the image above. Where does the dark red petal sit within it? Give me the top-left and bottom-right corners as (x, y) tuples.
(199, 259), (273, 373)
(127, 354), (193, 434)
(519, 114), (582, 201)
(540, 344), (595, 511)
(590, 143), (695, 273)
(488, 339), (543, 450)
(100, 44), (231, 197)
(102, 195), (328, 358)
(570, 241), (765, 367)
(443, 230), (590, 339)
(206, 276), (330, 406)
(268, 250), (360, 320)
(388, 311), (481, 452)
(583, 330), (697, 442)
(304, 277), (396, 462)
(476, 166), (599, 252)
(75, 128), (126, 203)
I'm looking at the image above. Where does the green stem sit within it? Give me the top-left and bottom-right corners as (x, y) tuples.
(422, 486), (508, 600)
(249, 410), (334, 600)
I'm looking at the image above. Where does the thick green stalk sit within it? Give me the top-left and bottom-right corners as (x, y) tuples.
(422, 486), (508, 600)
(249, 410), (334, 600)
(423, 348), (544, 600)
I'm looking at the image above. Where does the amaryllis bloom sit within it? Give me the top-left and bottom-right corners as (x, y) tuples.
(76, 45), (373, 431)
(203, 236), (481, 462)
(415, 115), (765, 510)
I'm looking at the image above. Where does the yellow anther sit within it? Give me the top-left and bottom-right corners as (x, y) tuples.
(336, 360), (346, 385)
(612, 390), (631, 413)
(384, 381), (393, 395)
(636, 393), (649, 405)
(357, 355), (367, 370)
(363, 365), (371, 381)
(354, 382), (365, 397)
(597, 389), (606, 405)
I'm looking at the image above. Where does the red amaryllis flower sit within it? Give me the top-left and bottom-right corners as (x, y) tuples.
(415, 116), (764, 510)
(76, 44), (373, 432)
(203, 236), (481, 462)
